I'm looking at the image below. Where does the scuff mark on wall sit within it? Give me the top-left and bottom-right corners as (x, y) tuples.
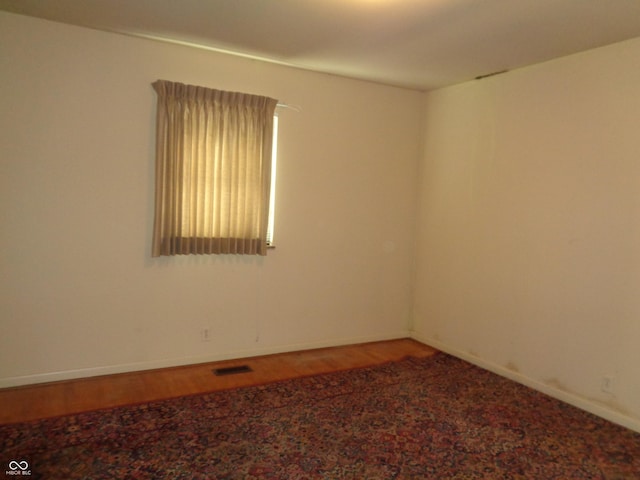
(505, 362), (519, 373)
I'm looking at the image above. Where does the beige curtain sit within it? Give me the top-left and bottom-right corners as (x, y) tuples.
(152, 80), (278, 256)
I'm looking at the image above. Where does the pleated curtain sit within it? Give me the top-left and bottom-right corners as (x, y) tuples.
(152, 80), (278, 256)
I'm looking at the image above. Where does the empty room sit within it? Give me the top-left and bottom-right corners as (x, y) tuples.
(1, 1), (640, 477)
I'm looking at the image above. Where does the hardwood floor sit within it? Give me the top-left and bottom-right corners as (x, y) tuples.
(0, 339), (436, 424)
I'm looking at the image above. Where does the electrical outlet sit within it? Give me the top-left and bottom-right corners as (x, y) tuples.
(601, 375), (614, 394)
(201, 328), (211, 342)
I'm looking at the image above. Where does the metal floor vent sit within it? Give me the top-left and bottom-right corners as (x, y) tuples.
(213, 365), (253, 376)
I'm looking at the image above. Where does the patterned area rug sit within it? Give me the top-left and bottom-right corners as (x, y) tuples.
(2, 353), (639, 479)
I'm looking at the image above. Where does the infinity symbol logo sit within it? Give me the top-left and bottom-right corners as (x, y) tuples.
(8, 460), (29, 470)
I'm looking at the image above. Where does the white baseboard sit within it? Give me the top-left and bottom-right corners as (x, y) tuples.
(0, 331), (411, 389)
(410, 332), (640, 434)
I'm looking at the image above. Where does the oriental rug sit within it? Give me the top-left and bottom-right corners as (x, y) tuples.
(1, 353), (639, 479)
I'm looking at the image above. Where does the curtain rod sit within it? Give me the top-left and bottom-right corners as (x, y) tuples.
(276, 102), (302, 112)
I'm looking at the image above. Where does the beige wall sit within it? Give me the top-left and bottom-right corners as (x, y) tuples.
(413, 37), (640, 431)
(0, 12), (423, 385)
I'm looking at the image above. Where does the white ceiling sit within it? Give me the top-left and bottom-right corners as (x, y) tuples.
(2, 0), (640, 91)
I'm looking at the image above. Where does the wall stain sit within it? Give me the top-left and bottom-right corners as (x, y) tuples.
(505, 362), (519, 373)
(545, 377), (569, 392)
(544, 378), (633, 417)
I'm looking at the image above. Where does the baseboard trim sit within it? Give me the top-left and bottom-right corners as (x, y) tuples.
(0, 331), (411, 388)
(410, 333), (640, 434)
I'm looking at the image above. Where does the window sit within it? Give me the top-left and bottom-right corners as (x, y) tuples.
(266, 114), (278, 246)
(151, 80), (278, 257)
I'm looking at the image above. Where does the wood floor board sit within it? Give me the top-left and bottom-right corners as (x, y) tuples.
(0, 338), (436, 424)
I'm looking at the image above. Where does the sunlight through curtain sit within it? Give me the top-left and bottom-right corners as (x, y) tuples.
(152, 80), (278, 256)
